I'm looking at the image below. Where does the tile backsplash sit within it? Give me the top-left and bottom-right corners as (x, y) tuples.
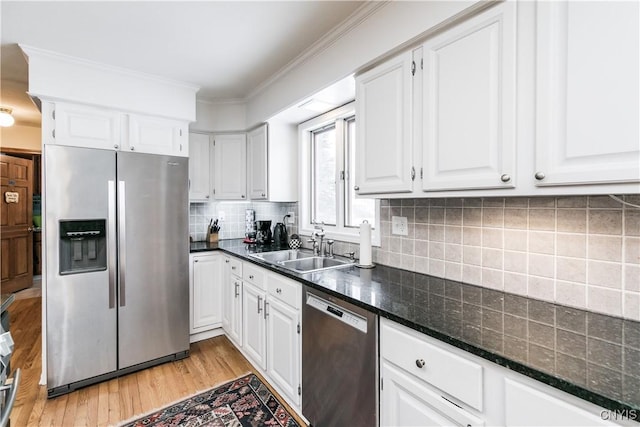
(190, 201), (298, 241)
(374, 195), (640, 321)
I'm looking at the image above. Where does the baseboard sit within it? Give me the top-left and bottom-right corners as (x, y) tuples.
(189, 327), (224, 343)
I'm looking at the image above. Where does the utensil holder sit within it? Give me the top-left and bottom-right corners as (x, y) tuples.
(208, 232), (219, 243)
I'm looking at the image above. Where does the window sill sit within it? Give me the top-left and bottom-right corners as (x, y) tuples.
(298, 226), (380, 247)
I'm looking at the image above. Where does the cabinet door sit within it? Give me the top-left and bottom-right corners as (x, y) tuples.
(247, 125), (268, 200)
(190, 254), (222, 333)
(229, 276), (243, 347)
(52, 102), (120, 150)
(188, 133), (212, 201)
(242, 282), (267, 370)
(535, 1), (639, 186)
(422, 1), (516, 191)
(266, 297), (300, 406)
(213, 134), (247, 199)
(381, 362), (484, 427)
(126, 114), (188, 157)
(355, 51), (414, 194)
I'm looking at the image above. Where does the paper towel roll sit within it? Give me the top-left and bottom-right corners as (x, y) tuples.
(359, 221), (372, 266)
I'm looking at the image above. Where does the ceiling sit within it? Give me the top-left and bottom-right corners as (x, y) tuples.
(0, 1), (364, 127)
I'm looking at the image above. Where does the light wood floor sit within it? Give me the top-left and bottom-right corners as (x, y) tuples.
(9, 297), (306, 426)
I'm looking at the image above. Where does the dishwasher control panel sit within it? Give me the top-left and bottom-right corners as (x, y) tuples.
(306, 293), (368, 333)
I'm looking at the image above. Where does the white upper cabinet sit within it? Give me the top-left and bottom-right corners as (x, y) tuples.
(535, 1), (640, 186)
(126, 114), (188, 157)
(421, 1), (517, 191)
(213, 133), (247, 200)
(51, 102), (121, 150)
(247, 124), (268, 200)
(355, 50), (415, 194)
(188, 133), (212, 201)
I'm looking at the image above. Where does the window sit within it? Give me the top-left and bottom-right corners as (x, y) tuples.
(299, 102), (380, 245)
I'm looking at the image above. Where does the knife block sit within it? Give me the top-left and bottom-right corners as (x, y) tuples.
(208, 232), (219, 243)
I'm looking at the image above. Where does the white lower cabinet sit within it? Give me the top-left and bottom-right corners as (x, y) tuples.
(190, 253), (223, 334)
(242, 281), (267, 370)
(381, 318), (626, 427)
(222, 256), (243, 347)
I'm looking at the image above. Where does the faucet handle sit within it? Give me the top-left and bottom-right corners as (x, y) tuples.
(345, 251), (356, 261)
(327, 240), (335, 257)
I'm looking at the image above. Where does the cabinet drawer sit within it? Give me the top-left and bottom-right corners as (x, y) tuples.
(381, 320), (483, 411)
(229, 258), (243, 277)
(243, 263), (266, 290)
(267, 273), (300, 309)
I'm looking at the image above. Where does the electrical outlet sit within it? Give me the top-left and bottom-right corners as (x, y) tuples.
(218, 211), (225, 221)
(286, 212), (295, 224)
(391, 216), (408, 236)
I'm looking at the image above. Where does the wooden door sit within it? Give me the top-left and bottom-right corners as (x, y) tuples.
(1, 154), (34, 293)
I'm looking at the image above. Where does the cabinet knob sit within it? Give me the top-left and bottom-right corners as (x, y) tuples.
(500, 174), (511, 183)
(276, 288), (282, 294)
(241, 195), (246, 199)
(261, 193), (265, 197)
(232, 266), (236, 270)
(354, 185), (360, 191)
(114, 144), (119, 149)
(194, 260), (198, 263)
(415, 359), (426, 368)
(130, 146), (135, 151)
(205, 195), (209, 198)
(534, 171), (545, 180)
(249, 275), (254, 279)
(225, 259), (230, 263)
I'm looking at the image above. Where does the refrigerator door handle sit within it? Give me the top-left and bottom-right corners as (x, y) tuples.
(108, 180), (117, 309)
(118, 180), (127, 307)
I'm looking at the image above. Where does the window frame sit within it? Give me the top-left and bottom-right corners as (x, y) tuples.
(298, 101), (381, 246)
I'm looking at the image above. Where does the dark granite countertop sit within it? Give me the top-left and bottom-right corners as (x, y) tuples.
(1, 293), (15, 314)
(191, 239), (640, 413)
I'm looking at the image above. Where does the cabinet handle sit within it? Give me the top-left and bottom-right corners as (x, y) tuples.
(241, 195), (246, 199)
(130, 146), (135, 151)
(225, 259), (230, 263)
(500, 174), (511, 183)
(249, 274), (254, 279)
(261, 193), (265, 197)
(535, 171), (546, 181)
(52, 129), (56, 138)
(232, 266), (236, 270)
(264, 301), (269, 319)
(415, 359), (425, 368)
(114, 144), (119, 149)
(411, 167), (416, 181)
(194, 260), (198, 263)
(257, 295), (262, 313)
(276, 288), (282, 294)
(354, 185), (360, 191)
(234, 282), (240, 297)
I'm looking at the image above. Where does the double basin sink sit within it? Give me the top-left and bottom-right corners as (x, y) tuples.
(249, 249), (355, 273)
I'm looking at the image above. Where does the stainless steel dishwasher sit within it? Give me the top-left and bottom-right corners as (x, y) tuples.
(302, 285), (378, 427)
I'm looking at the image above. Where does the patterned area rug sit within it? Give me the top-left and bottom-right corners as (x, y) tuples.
(121, 373), (301, 427)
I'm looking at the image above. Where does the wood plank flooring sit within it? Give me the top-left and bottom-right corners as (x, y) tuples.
(8, 297), (306, 426)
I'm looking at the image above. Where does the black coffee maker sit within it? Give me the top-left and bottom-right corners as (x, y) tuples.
(273, 214), (290, 248)
(255, 220), (272, 244)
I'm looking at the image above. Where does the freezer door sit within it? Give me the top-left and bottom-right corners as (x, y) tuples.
(45, 145), (118, 389)
(116, 152), (189, 369)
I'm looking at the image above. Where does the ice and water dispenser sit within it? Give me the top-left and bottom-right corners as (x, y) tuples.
(59, 220), (107, 275)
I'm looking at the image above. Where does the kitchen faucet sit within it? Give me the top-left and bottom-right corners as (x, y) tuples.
(309, 222), (326, 256)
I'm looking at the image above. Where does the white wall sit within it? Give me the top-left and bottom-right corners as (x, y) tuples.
(191, 99), (246, 132)
(245, 1), (480, 126)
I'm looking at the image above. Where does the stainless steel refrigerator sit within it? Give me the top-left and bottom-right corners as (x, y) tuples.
(45, 145), (189, 397)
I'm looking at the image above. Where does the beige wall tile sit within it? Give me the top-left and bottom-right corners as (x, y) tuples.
(588, 235), (622, 262)
(557, 233), (587, 258)
(463, 208), (482, 226)
(529, 197), (556, 208)
(445, 208), (463, 225)
(625, 237), (640, 264)
(414, 256), (430, 274)
(557, 196), (587, 208)
(464, 198), (482, 208)
(402, 207), (415, 223)
(588, 260), (622, 289)
(484, 198), (505, 207)
(402, 254), (415, 270)
(414, 240), (428, 258)
(482, 268), (504, 289)
(483, 228), (504, 249)
(504, 208), (528, 229)
(389, 237), (401, 253)
(430, 259), (445, 276)
(445, 243), (462, 263)
(556, 281), (587, 309)
(430, 207), (445, 224)
(445, 262), (462, 281)
(505, 229), (528, 251)
(415, 207), (429, 223)
(445, 226), (462, 244)
(402, 238), (414, 255)
(463, 246), (482, 266)
(415, 223), (429, 240)
(462, 265), (482, 286)
(463, 227), (482, 246)
(429, 242), (444, 260)
(483, 208), (504, 227)
(380, 206), (390, 221)
(429, 225), (445, 242)
(529, 253), (554, 278)
(504, 251), (527, 274)
(505, 197), (529, 208)
(625, 210), (640, 236)
(529, 231), (555, 255)
(588, 210), (622, 235)
(587, 287), (622, 317)
(625, 265), (640, 292)
(446, 198), (463, 208)
(529, 209), (555, 231)
(589, 195), (623, 209)
(528, 276), (555, 302)
(557, 209), (587, 233)
(401, 199), (415, 207)
(624, 292), (640, 321)
(483, 248), (503, 269)
(556, 257), (586, 283)
(504, 272), (527, 295)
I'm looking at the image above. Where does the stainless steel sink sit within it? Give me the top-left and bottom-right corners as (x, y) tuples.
(279, 256), (354, 273)
(250, 249), (315, 264)
(250, 249), (355, 273)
